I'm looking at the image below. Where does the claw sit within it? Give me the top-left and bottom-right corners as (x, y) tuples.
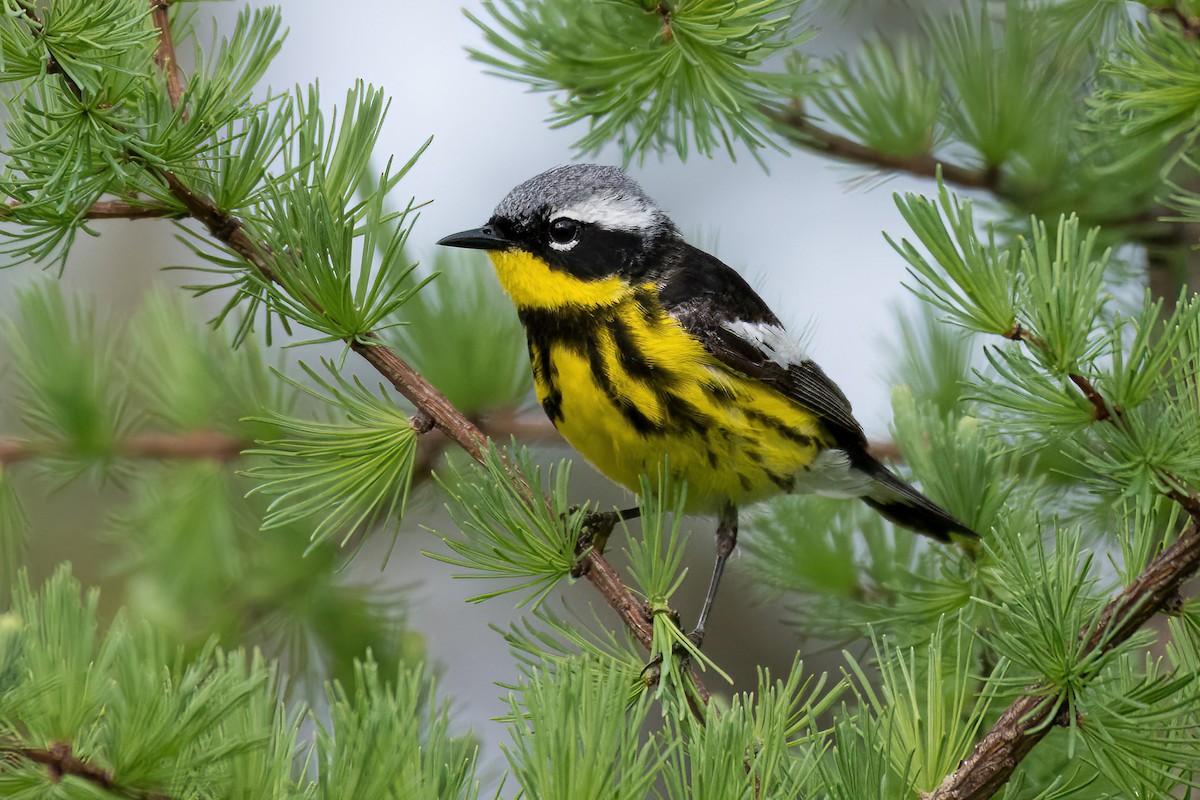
(581, 509), (620, 551)
(567, 506), (641, 577)
(568, 509), (617, 577)
(640, 654), (663, 688)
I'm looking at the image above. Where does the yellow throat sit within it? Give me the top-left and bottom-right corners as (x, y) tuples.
(487, 249), (629, 310)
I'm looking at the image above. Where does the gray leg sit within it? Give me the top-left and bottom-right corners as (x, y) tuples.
(689, 503), (738, 647)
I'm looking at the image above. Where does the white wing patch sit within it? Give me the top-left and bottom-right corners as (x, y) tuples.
(553, 195), (659, 232)
(721, 320), (807, 368)
(790, 449), (874, 498)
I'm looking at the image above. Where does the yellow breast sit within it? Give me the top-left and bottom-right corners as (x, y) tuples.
(488, 251), (827, 511)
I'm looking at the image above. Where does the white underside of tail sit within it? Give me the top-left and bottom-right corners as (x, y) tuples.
(790, 449), (876, 498)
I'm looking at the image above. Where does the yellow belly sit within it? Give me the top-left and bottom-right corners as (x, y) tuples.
(533, 320), (828, 512)
(485, 248), (829, 509)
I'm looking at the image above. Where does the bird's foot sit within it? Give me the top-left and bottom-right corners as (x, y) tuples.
(568, 508), (619, 577)
(640, 635), (705, 691)
(640, 654), (663, 688)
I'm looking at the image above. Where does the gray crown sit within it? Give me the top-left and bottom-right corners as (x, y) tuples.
(494, 164), (674, 234)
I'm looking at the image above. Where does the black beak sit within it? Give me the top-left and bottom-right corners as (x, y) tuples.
(437, 225), (513, 251)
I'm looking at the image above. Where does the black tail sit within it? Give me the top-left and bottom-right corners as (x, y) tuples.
(857, 456), (977, 542)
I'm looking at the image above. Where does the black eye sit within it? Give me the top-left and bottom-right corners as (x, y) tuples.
(549, 217), (580, 245)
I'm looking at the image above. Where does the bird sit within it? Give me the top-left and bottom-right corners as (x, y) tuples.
(438, 164), (976, 645)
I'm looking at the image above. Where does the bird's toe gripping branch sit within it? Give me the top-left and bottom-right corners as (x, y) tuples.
(569, 505), (642, 578)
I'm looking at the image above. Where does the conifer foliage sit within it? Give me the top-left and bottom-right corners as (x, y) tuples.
(3, 1), (1200, 798)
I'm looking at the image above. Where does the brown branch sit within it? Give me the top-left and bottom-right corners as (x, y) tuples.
(1, 196), (178, 221)
(0, 431), (247, 465)
(10, 743), (116, 790)
(7, 1), (698, 718)
(928, 321), (1200, 797)
(0, 417), (560, 470)
(350, 339), (490, 461)
(3, 741), (173, 800)
(1066, 372), (1112, 423)
(927, 519), (1200, 800)
(655, 2), (673, 43)
(1156, 6), (1200, 40)
(0, 439), (34, 466)
(17, 4), (84, 103)
(4, 6), (179, 222)
(409, 413), (561, 484)
(895, 253), (1200, 795)
(85, 199), (180, 220)
(768, 109), (1001, 194)
(478, 410), (564, 445)
(117, 431), (244, 461)
(1007, 327), (1200, 508)
(150, 0), (186, 116)
(866, 438), (903, 463)
(1006, 323), (1115, 423)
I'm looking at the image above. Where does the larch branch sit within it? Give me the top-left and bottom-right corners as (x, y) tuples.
(1006, 323), (1114, 423)
(767, 109), (1001, 194)
(0, 418), (561, 470)
(84, 200), (180, 220)
(928, 319), (1200, 798)
(927, 520), (1200, 800)
(118, 431), (244, 461)
(3, 741), (174, 800)
(150, 0), (186, 115)
(0, 431), (245, 465)
(1156, 6), (1200, 39)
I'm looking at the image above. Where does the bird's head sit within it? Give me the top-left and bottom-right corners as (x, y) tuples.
(438, 165), (678, 310)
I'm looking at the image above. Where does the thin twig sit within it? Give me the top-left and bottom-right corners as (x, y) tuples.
(767, 109), (1002, 194)
(1156, 6), (1200, 39)
(9, 743), (115, 790)
(2, 741), (174, 800)
(117, 431), (244, 461)
(348, 337), (660, 653)
(867, 438), (903, 463)
(1066, 373), (1112, 422)
(1007, 327), (1200, 514)
(0, 417), (560, 470)
(150, 0), (187, 116)
(2, 194), (178, 222)
(411, 413), (561, 483)
(1006, 323), (1114, 423)
(16, 5), (84, 103)
(655, 2), (673, 43)
(85, 199), (180, 220)
(130, 65), (663, 654)
(0, 431), (246, 465)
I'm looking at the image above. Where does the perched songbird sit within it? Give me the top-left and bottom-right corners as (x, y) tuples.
(439, 165), (975, 644)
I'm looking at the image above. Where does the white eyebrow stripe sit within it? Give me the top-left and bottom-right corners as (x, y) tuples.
(721, 320), (807, 368)
(552, 196), (659, 231)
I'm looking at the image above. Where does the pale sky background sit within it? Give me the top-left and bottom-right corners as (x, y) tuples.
(3, 0), (969, 773)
